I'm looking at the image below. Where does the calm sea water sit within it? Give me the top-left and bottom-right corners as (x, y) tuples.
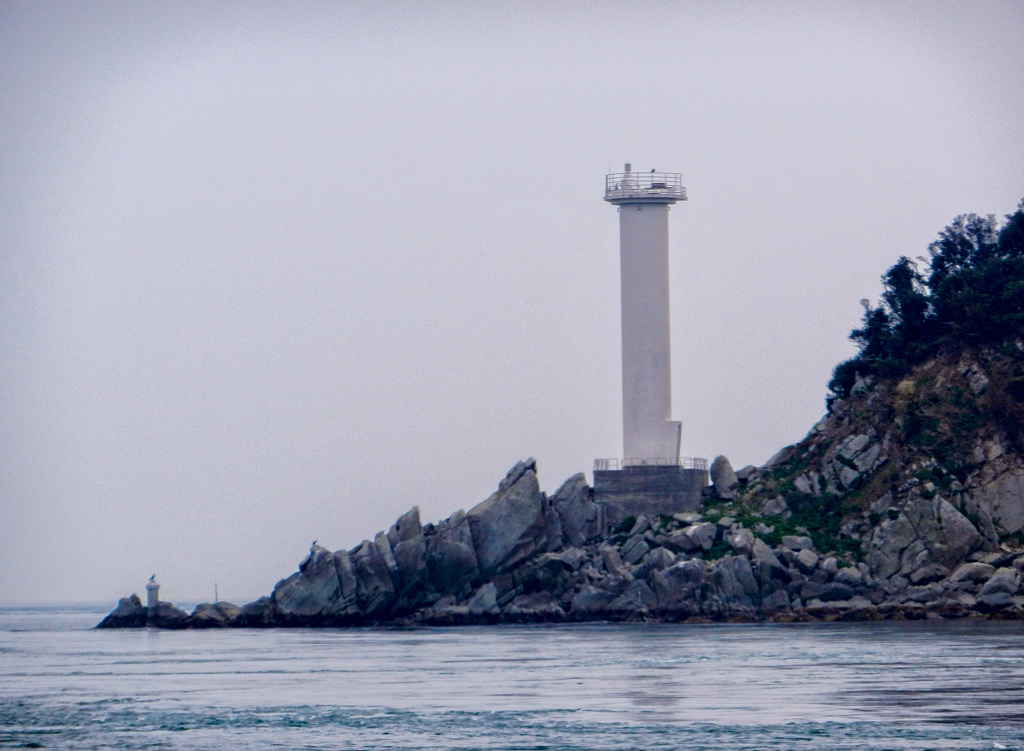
(1, 604), (1023, 750)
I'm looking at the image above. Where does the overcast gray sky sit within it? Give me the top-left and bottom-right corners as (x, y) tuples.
(2, 1), (1022, 605)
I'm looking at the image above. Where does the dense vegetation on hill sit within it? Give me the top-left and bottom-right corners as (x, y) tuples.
(829, 199), (1024, 401)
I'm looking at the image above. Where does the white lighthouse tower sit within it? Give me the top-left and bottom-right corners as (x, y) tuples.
(604, 163), (686, 464)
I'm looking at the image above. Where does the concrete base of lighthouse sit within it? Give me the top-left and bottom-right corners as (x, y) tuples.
(593, 466), (708, 526)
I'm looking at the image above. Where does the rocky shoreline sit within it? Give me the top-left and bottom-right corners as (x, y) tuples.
(98, 204), (1024, 631)
(99, 454), (1024, 630)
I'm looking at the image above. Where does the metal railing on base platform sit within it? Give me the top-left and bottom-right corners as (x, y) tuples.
(594, 457), (709, 472)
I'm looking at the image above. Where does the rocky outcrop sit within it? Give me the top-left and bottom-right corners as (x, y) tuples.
(864, 494), (981, 583)
(467, 459), (550, 579)
(97, 595), (147, 628)
(101, 342), (1024, 632)
(710, 456), (739, 500)
(145, 601), (190, 628)
(272, 544), (344, 621)
(189, 602), (241, 628)
(551, 473), (603, 547)
(425, 509), (480, 598)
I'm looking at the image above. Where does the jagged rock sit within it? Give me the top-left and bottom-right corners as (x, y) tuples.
(710, 456), (739, 500)
(763, 445), (797, 468)
(621, 534), (650, 564)
(272, 545), (342, 619)
(760, 495), (788, 517)
(650, 559), (704, 610)
(330, 551), (360, 617)
(350, 538), (396, 618)
(977, 592), (1014, 611)
(570, 585), (616, 615)
(971, 467), (1024, 535)
(468, 459), (548, 579)
(600, 545), (630, 577)
(820, 433), (887, 493)
(147, 601), (190, 629)
(709, 556), (759, 611)
(865, 497), (981, 580)
(782, 535), (813, 551)
(97, 595), (147, 628)
(539, 548), (587, 572)
(388, 507), (428, 611)
(629, 515), (651, 536)
(761, 588), (791, 611)
(550, 473), (602, 547)
(751, 538), (785, 575)
(735, 465), (759, 482)
(794, 474), (820, 496)
(979, 567), (1020, 596)
(235, 596), (277, 626)
(725, 527), (754, 555)
(689, 522), (717, 549)
(608, 579), (658, 612)
(467, 582), (499, 615)
(664, 522), (715, 553)
(820, 557), (839, 576)
(962, 494), (1001, 543)
(426, 509), (480, 597)
(637, 547), (675, 580)
(795, 548), (819, 574)
(908, 563), (949, 586)
(540, 494), (565, 554)
(595, 574), (632, 596)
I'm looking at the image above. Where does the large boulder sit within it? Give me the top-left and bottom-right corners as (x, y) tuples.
(650, 559), (704, 611)
(147, 601), (190, 629)
(189, 602), (240, 628)
(272, 545), (343, 620)
(350, 538), (396, 618)
(971, 466), (1024, 535)
(539, 494), (565, 554)
(865, 495), (981, 580)
(979, 567), (1020, 597)
(467, 582), (500, 616)
(425, 509), (480, 597)
(329, 551), (360, 617)
(570, 585), (616, 616)
(705, 556), (758, 615)
(234, 596), (278, 626)
(97, 594), (147, 628)
(608, 579), (658, 612)
(387, 507), (428, 612)
(725, 527), (754, 555)
(467, 459), (548, 579)
(950, 562), (996, 583)
(551, 473), (603, 547)
(710, 456), (739, 500)
(751, 538), (786, 577)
